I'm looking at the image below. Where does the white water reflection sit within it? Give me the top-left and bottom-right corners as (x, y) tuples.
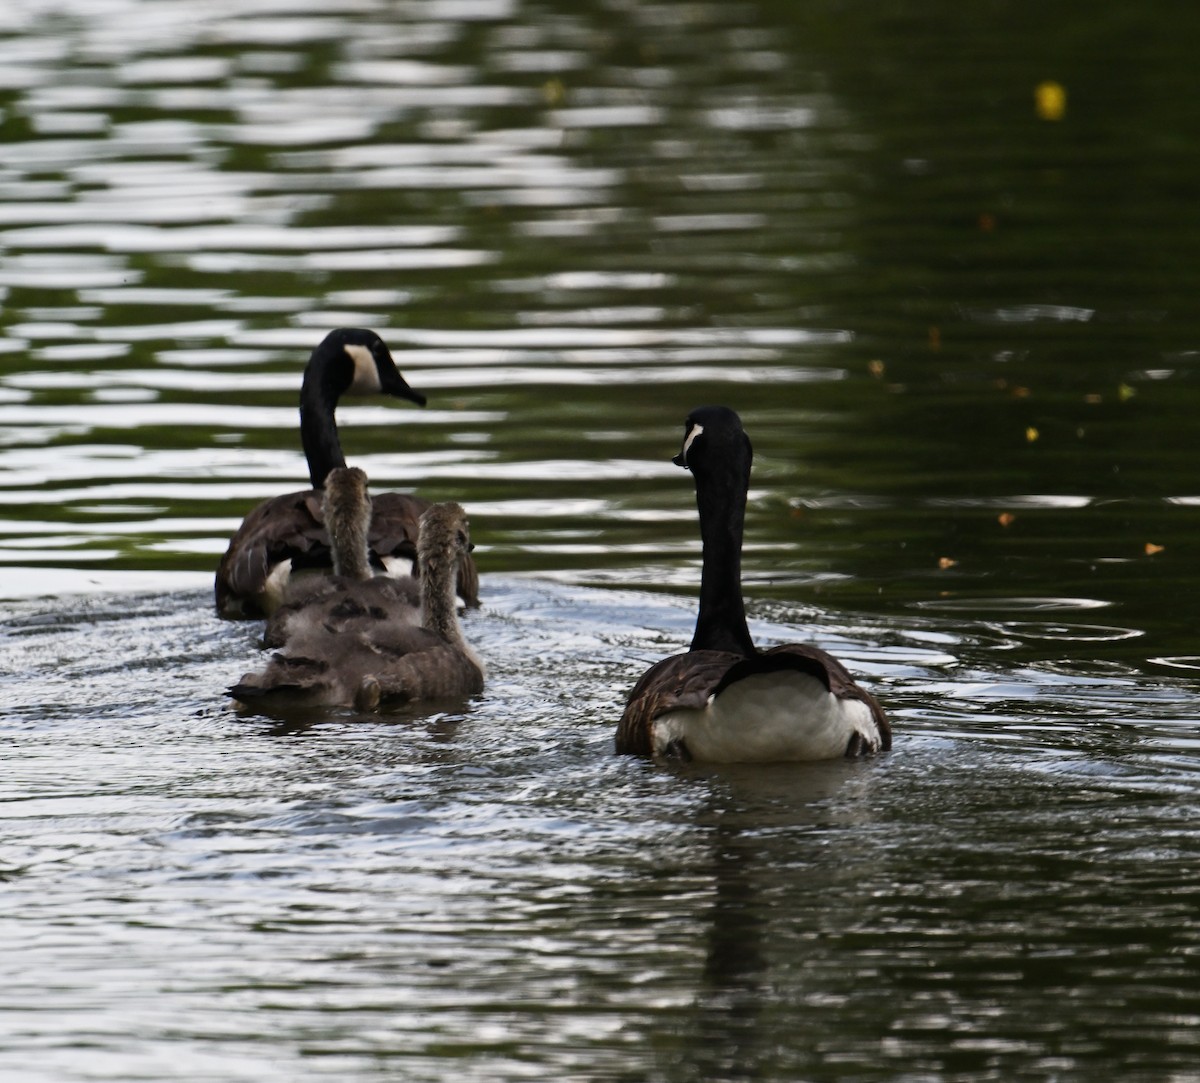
(181, 247), (497, 273)
(7, 223), (462, 250)
(963, 304), (1097, 323)
(0, 253), (135, 287)
(0, 567), (210, 597)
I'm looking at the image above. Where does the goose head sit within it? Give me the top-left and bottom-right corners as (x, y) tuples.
(673, 405), (753, 488)
(302, 327), (427, 407)
(300, 328), (427, 489)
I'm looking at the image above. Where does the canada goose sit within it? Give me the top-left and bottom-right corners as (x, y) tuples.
(214, 327), (480, 619)
(229, 482), (484, 711)
(616, 406), (890, 762)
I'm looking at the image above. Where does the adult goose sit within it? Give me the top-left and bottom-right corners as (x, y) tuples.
(616, 406), (890, 762)
(214, 327), (480, 619)
(230, 468), (484, 711)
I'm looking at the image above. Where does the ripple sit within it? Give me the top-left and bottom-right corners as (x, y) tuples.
(981, 620), (1143, 643)
(547, 105), (665, 128)
(1, 4), (1198, 1081)
(910, 596), (1112, 613)
(0, 567), (209, 599)
(923, 494), (1094, 509)
(0, 253), (136, 288)
(181, 247), (498, 274)
(962, 303), (1096, 323)
(1148, 656), (1200, 673)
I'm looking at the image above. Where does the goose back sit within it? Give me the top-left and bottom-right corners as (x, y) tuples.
(262, 568), (423, 648)
(216, 489), (478, 619)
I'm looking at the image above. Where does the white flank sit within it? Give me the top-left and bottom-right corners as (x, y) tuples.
(344, 343), (382, 394)
(260, 557), (293, 614)
(651, 668), (878, 763)
(379, 554), (415, 578)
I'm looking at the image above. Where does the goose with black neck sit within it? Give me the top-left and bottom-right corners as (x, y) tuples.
(214, 327), (480, 618)
(616, 406), (890, 763)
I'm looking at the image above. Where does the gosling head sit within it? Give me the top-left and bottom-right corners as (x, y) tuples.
(417, 502), (473, 576)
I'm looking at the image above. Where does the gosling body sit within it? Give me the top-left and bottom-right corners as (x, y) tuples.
(231, 475), (483, 711)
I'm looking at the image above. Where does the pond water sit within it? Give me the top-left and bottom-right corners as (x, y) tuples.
(4, 1), (1200, 1080)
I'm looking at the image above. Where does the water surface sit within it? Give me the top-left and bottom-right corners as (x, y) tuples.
(4, 1), (1200, 1080)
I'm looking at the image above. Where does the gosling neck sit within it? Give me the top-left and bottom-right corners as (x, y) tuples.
(329, 515), (372, 581)
(324, 489), (373, 582)
(421, 560), (463, 645)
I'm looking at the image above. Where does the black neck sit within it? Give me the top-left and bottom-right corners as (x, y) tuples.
(690, 458), (756, 656)
(299, 363), (348, 489)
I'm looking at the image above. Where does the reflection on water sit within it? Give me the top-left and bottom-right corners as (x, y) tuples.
(4, 0), (1200, 1079)
(4, 580), (1200, 1082)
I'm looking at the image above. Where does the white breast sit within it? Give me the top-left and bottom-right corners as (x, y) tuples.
(651, 668), (879, 763)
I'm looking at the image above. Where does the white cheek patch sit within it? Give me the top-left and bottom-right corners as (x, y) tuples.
(344, 343), (382, 394)
(679, 422), (704, 466)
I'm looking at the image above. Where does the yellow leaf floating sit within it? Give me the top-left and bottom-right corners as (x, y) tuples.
(938, 556), (957, 570)
(1035, 81), (1066, 121)
(998, 512), (1016, 528)
(867, 359), (885, 379)
(1118, 383), (1136, 402)
(1145, 542), (1165, 556)
(1025, 426), (1040, 443)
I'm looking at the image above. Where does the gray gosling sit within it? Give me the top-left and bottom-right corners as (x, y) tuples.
(229, 468), (483, 711)
(260, 466), (420, 648)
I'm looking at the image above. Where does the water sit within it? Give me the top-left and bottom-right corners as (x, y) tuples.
(4, 1), (1200, 1079)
